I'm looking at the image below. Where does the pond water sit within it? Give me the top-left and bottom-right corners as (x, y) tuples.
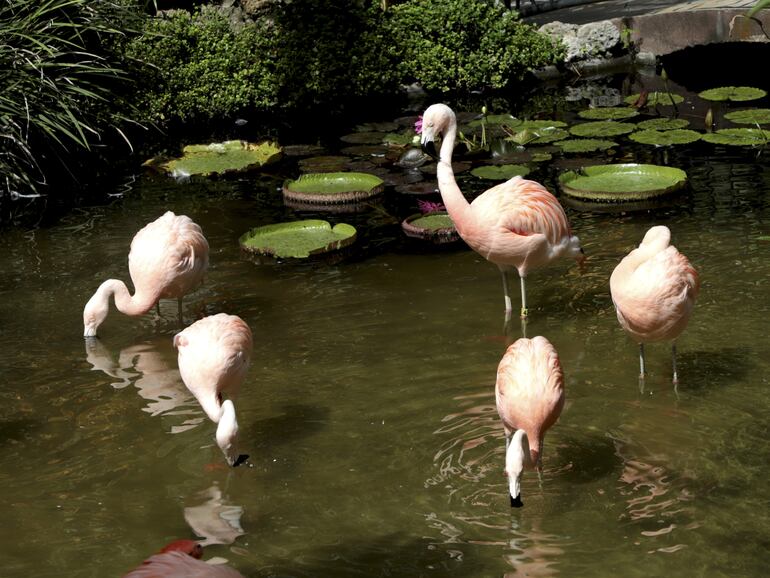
(1, 62), (769, 577)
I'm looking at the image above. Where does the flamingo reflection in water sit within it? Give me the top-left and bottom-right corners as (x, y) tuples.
(84, 337), (205, 434)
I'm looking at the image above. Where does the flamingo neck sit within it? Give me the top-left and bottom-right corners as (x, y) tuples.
(199, 392), (224, 424)
(100, 279), (157, 316)
(436, 122), (472, 232)
(508, 429), (538, 470)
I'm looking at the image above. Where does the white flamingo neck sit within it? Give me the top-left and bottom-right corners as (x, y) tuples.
(508, 429), (536, 470)
(101, 279), (157, 316)
(435, 120), (472, 230)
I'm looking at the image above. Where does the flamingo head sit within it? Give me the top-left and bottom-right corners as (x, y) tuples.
(216, 399), (241, 467)
(420, 104), (455, 158)
(159, 540), (203, 559)
(640, 225), (671, 252)
(83, 292), (109, 338)
(505, 430), (530, 508)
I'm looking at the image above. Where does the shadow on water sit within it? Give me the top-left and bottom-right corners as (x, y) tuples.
(247, 404), (331, 452)
(555, 432), (619, 484)
(675, 347), (755, 392)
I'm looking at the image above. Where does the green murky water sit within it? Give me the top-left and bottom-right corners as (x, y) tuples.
(1, 73), (769, 577)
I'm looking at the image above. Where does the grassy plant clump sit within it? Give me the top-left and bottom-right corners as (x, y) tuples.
(386, 0), (564, 92)
(0, 0), (143, 198)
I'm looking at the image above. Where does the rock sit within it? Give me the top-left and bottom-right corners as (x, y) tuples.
(539, 19), (621, 63)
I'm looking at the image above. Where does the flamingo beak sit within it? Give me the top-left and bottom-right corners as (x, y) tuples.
(421, 139), (438, 160)
(510, 494), (523, 508)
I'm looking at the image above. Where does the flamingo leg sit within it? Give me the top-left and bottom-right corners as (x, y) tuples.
(156, 302), (161, 316)
(672, 342), (679, 385)
(519, 275), (528, 319)
(639, 343), (646, 378)
(177, 297), (184, 326)
(501, 269), (513, 320)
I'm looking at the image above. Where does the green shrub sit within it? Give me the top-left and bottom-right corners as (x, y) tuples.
(125, 7), (278, 122)
(387, 0), (564, 92)
(0, 0), (142, 198)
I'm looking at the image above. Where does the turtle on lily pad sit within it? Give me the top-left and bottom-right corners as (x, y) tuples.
(144, 140), (282, 178)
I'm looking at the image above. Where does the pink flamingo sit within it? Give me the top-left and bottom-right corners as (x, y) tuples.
(83, 211), (209, 337)
(610, 225), (699, 383)
(123, 539), (244, 577)
(495, 336), (565, 507)
(419, 104), (584, 320)
(174, 313), (252, 466)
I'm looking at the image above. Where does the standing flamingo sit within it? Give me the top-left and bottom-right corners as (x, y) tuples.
(495, 336), (565, 507)
(419, 104), (584, 320)
(610, 225), (699, 384)
(83, 211), (209, 337)
(123, 539), (245, 577)
(174, 313), (252, 466)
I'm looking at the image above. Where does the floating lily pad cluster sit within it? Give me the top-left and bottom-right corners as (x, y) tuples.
(698, 86), (767, 102)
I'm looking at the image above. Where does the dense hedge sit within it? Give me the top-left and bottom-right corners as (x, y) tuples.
(125, 0), (564, 124)
(387, 0), (564, 92)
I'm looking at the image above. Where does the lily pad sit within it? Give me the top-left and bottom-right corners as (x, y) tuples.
(629, 129), (702, 146)
(698, 86), (767, 102)
(570, 121), (635, 138)
(283, 172), (384, 206)
(239, 220), (357, 259)
(702, 128), (770, 146)
(401, 212), (459, 244)
(556, 139), (617, 153)
(383, 132), (417, 146)
(724, 108), (770, 125)
(145, 140), (282, 177)
(559, 163), (687, 202)
(624, 92), (684, 106)
(470, 164), (530, 180)
(507, 127), (570, 145)
(578, 107), (639, 120)
(636, 118), (690, 130)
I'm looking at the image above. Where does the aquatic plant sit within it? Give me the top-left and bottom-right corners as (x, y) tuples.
(470, 164), (530, 180)
(701, 128), (769, 146)
(629, 129), (702, 146)
(570, 121), (635, 138)
(636, 118), (690, 130)
(578, 108), (639, 120)
(556, 139), (617, 153)
(401, 212), (459, 244)
(698, 86), (767, 102)
(145, 141), (282, 177)
(624, 92), (684, 106)
(0, 0), (143, 197)
(283, 172), (385, 206)
(239, 220), (357, 259)
(559, 163), (687, 202)
(724, 109), (770, 125)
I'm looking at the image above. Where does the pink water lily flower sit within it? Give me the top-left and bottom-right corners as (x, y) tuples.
(417, 199), (446, 213)
(414, 116), (423, 135)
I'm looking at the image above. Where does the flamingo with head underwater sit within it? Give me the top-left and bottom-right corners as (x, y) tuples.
(495, 336), (565, 508)
(419, 104), (584, 321)
(610, 225), (699, 384)
(174, 313), (252, 467)
(123, 539), (245, 577)
(83, 211), (209, 337)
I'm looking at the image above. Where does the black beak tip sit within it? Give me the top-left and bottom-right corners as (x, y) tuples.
(232, 453), (249, 467)
(510, 494), (523, 508)
(421, 141), (438, 160)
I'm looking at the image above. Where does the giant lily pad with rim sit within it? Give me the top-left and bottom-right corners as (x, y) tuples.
(283, 172), (384, 207)
(401, 212), (459, 244)
(559, 163), (688, 202)
(239, 220), (357, 259)
(145, 140), (282, 177)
